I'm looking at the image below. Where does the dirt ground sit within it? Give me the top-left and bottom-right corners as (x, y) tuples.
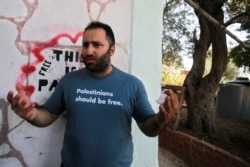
(177, 109), (250, 164)
(158, 147), (188, 167)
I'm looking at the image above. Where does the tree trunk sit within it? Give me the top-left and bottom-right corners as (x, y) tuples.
(184, 0), (228, 136)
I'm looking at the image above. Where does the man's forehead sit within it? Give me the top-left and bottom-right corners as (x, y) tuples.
(83, 29), (106, 40)
(82, 38), (102, 43)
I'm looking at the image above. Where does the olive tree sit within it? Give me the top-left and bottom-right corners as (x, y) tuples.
(163, 0), (249, 136)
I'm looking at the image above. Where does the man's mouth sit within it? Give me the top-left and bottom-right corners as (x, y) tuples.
(84, 57), (97, 64)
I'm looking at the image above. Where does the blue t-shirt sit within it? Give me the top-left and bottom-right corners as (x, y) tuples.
(43, 67), (155, 167)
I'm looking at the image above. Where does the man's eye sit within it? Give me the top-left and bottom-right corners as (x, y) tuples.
(93, 42), (101, 48)
(83, 43), (89, 48)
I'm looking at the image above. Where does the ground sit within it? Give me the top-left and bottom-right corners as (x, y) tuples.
(158, 147), (188, 167)
(177, 109), (250, 164)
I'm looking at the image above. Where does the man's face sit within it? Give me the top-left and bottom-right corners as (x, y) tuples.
(82, 28), (115, 73)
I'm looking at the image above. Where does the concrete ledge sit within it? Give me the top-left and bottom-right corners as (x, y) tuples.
(159, 128), (250, 167)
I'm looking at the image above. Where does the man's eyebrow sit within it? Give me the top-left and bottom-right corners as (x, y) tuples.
(82, 41), (104, 45)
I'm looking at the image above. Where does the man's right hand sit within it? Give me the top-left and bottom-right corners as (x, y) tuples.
(7, 83), (36, 121)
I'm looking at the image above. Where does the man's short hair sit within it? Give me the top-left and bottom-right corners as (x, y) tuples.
(84, 21), (115, 46)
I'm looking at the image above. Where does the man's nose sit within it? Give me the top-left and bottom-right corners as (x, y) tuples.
(84, 45), (95, 55)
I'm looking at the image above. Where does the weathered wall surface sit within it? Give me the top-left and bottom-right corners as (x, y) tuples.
(0, 1), (162, 167)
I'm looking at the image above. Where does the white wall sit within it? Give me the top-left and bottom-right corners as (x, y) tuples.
(131, 1), (163, 167)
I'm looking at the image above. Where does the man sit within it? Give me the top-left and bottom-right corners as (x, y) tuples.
(7, 21), (179, 167)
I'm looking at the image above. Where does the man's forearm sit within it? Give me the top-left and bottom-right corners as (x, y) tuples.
(28, 107), (59, 127)
(138, 114), (165, 137)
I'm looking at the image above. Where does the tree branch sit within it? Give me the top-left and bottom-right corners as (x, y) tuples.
(225, 12), (248, 27)
(184, 0), (250, 49)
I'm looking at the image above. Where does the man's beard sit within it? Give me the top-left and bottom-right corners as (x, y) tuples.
(82, 49), (111, 73)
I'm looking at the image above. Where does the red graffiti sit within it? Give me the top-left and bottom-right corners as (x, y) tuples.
(18, 32), (83, 97)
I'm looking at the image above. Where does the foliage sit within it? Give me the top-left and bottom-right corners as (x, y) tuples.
(229, 44), (250, 71)
(162, 52), (183, 68)
(206, 50), (237, 80)
(162, 0), (249, 81)
(223, 60), (238, 80)
(162, 0), (195, 58)
(161, 65), (187, 85)
(163, 0), (249, 72)
(226, 1), (250, 70)
(162, 50), (237, 86)
(224, 0), (248, 21)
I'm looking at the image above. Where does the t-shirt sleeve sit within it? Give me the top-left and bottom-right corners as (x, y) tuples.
(42, 79), (65, 115)
(133, 81), (155, 123)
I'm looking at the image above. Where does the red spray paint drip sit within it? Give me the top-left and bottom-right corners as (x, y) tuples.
(21, 65), (36, 74)
(24, 85), (35, 97)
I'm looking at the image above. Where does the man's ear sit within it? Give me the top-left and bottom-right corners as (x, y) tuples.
(110, 45), (115, 56)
